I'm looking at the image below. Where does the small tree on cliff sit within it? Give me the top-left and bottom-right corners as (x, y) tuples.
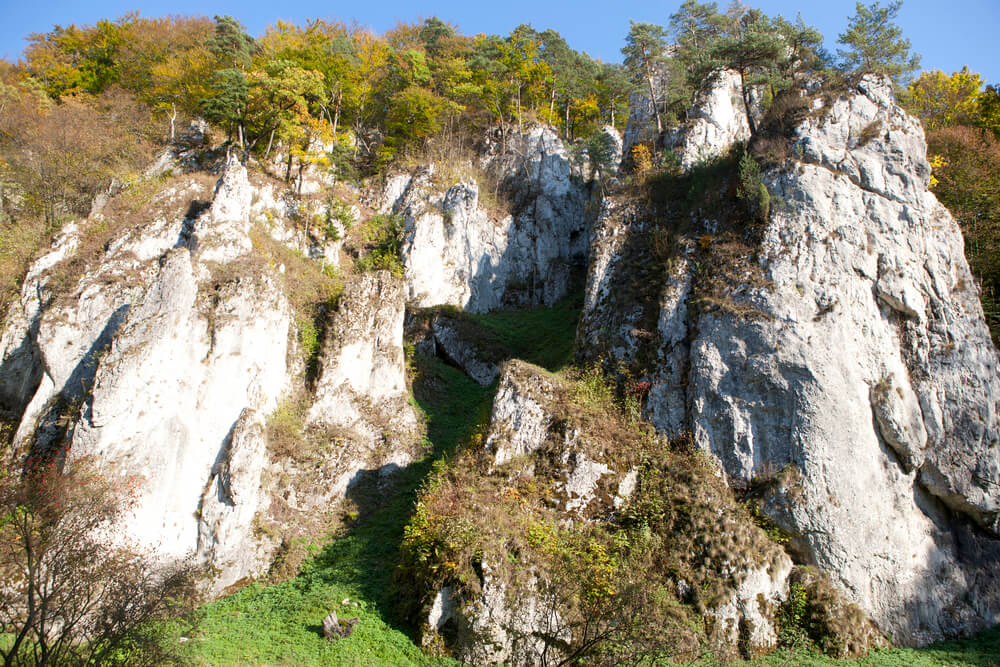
(0, 458), (197, 666)
(837, 1), (920, 88)
(622, 22), (670, 134)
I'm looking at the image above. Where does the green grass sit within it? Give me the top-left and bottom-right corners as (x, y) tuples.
(468, 290), (582, 372)
(699, 624), (1000, 666)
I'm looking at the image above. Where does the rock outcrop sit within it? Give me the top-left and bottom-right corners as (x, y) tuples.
(0, 158), (420, 594)
(671, 70), (753, 170)
(584, 75), (1000, 645)
(623, 67), (753, 171)
(382, 126), (591, 313)
(417, 361), (824, 664)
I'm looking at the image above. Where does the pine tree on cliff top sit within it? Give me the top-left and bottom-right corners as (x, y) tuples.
(837, 0), (921, 88)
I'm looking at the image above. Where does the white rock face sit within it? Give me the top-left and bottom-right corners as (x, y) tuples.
(485, 362), (559, 467)
(622, 63), (750, 170)
(709, 556), (793, 653)
(433, 562), (563, 666)
(386, 126), (590, 313)
(0, 222), (81, 420)
(0, 160), (419, 595)
(306, 271), (420, 498)
(584, 75), (1000, 645)
(0, 161), (292, 582)
(197, 155), (255, 263)
(69, 249), (288, 561)
(197, 409), (275, 591)
(673, 70), (751, 170)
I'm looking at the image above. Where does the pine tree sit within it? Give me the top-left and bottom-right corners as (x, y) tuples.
(837, 1), (920, 87)
(622, 22), (670, 134)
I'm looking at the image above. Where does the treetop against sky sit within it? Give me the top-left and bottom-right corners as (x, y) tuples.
(1, 0), (997, 82)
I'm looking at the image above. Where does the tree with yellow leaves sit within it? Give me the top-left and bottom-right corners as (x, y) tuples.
(907, 66), (984, 130)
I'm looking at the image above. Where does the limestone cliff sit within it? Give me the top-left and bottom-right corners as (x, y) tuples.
(584, 75), (1000, 645)
(0, 155), (419, 593)
(0, 65), (996, 662)
(381, 125), (592, 313)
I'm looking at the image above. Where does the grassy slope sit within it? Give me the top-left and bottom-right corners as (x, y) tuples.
(180, 293), (998, 666)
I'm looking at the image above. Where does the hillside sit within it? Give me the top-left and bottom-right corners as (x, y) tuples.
(1, 5), (999, 666)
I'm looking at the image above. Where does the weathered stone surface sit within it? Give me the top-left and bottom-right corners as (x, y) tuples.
(68, 248), (289, 561)
(430, 315), (501, 386)
(450, 562), (562, 666)
(197, 409), (275, 593)
(306, 270), (421, 498)
(386, 126), (590, 313)
(197, 155), (254, 262)
(622, 63), (750, 171)
(485, 361), (560, 467)
(0, 222), (81, 418)
(0, 163), (419, 596)
(428, 361), (793, 663)
(672, 69), (751, 171)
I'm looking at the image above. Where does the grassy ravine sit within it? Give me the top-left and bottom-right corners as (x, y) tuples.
(177, 297), (578, 665)
(177, 294), (999, 666)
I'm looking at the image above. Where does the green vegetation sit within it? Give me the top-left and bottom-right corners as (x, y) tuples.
(178, 296), (582, 665)
(724, 624), (1000, 666)
(836, 1), (921, 88)
(0, 4), (998, 665)
(354, 213), (405, 276)
(468, 290), (582, 371)
(179, 353), (488, 666)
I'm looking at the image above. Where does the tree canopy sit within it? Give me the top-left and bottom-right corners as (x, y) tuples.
(837, 1), (920, 87)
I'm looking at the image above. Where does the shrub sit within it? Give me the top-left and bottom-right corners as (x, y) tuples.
(354, 213), (405, 276)
(736, 150), (771, 223)
(631, 144), (654, 175)
(0, 458), (198, 666)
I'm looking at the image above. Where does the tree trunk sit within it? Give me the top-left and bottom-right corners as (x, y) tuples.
(739, 70), (757, 136)
(516, 85), (522, 133)
(264, 128), (276, 160)
(285, 152), (293, 182)
(333, 90), (342, 137)
(644, 56), (663, 134)
(169, 103), (177, 141)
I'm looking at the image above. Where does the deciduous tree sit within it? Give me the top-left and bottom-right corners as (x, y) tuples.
(0, 458), (197, 666)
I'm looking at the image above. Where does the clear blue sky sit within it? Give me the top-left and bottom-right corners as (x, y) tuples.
(1, 0), (997, 82)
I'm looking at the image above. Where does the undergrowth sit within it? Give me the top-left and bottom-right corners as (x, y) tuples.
(353, 213), (405, 276)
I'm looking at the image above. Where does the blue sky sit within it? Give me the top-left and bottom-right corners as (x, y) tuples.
(1, 0), (997, 82)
